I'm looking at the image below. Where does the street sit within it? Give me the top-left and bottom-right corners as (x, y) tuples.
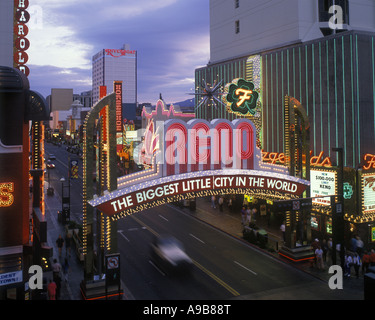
(44, 142), (362, 300)
(118, 206), (361, 300)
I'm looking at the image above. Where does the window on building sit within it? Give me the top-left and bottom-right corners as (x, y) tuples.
(235, 0), (239, 8)
(235, 20), (240, 34)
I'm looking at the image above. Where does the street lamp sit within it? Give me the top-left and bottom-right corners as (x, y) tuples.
(60, 177), (70, 224)
(332, 147), (345, 268)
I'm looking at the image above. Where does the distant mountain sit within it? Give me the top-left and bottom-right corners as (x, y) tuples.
(173, 98), (195, 108)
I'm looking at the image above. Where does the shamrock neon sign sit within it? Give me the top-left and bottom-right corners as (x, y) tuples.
(343, 182), (353, 200)
(223, 78), (259, 116)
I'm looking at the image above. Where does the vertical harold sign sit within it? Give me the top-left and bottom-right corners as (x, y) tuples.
(14, 0), (30, 76)
(114, 81), (123, 153)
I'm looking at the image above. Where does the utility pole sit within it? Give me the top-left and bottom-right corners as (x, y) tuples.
(332, 147), (345, 269)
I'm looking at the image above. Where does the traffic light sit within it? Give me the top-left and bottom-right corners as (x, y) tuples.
(274, 200), (293, 211)
(60, 207), (70, 224)
(274, 198), (312, 212)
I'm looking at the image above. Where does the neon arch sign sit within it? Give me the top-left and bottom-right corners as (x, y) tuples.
(89, 118), (310, 220)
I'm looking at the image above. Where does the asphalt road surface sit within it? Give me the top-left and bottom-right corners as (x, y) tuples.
(117, 205), (357, 300)
(45, 142), (360, 300)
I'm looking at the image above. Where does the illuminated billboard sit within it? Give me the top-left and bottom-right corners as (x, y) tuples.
(0, 153), (26, 247)
(362, 173), (375, 214)
(310, 169), (337, 206)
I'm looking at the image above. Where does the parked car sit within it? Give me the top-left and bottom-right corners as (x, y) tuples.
(150, 235), (193, 276)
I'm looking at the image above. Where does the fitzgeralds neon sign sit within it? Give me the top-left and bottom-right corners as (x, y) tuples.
(223, 78), (259, 116)
(262, 150), (332, 167)
(363, 154), (375, 170)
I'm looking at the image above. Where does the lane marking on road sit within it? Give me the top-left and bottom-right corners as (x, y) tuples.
(118, 230), (130, 242)
(132, 215), (240, 297)
(193, 259), (240, 297)
(159, 214), (169, 222)
(131, 215), (159, 237)
(234, 261), (257, 276)
(189, 233), (205, 244)
(149, 260), (166, 276)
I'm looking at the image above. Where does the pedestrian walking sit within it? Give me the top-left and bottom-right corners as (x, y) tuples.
(52, 259), (62, 280)
(251, 207), (257, 224)
(356, 236), (364, 256)
(218, 196), (224, 212)
(211, 195), (216, 209)
(55, 273), (61, 300)
(362, 251), (370, 274)
(315, 246), (324, 270)
(350, 236), (357, 253)
(228, 197), (233, 212)
(344, 253), (353, 277)
(241, 206), (246, 225)
(65, 232), (72, 258)
(322, 239), (328, 263)
(246, 206), (252, 226)
(280, 221), (286, 242)
(311, 239), (320, 268)
(327, 238), (333, 263)
(353, 253), (362, 278)
(370, 249), (375, 267)
(62, 257), (70, 282)
(47, 279), (57, 300)
(56, 234), (64, 257)
(266, 208), (271, 227)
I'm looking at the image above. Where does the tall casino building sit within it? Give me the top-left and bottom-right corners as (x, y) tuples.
(1, 0), (50, 300)
(92, 44), (137, 120)
(195, 0), (375, 244)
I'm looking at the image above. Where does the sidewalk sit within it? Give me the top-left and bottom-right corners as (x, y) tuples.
(44, 189), (134, 300)
(43, 189), (365, 300)
(181, 197), (365, 299)
(44, 190), (83, 300)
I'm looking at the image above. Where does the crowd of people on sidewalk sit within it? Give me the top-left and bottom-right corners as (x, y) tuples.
(208, 195), (375, 282)
(211, 195), (234, 213)
(45, 232), (73, 300)
(309, 235), (375, 279)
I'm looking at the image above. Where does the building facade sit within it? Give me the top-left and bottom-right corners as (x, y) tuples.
(195, 0), (375, 246)
(0, 0), (13, 67)
(92, 44), (137, 105)
(209, 0), (375, 64)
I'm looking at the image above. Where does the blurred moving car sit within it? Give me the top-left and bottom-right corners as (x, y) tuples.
(150, 235), (193, 275)
(49, 154), (56, 160)
(46, 160), (55, 169)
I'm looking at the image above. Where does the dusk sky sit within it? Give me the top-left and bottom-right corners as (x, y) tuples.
(26, 0), (210, 105)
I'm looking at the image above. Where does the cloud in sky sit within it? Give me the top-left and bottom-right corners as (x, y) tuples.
(27, 0), (210, 104)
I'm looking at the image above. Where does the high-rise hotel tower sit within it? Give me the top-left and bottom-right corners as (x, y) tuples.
(92, 44), (137, 106)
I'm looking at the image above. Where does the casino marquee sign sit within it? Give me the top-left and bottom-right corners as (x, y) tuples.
(89, 118), (310, 220)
